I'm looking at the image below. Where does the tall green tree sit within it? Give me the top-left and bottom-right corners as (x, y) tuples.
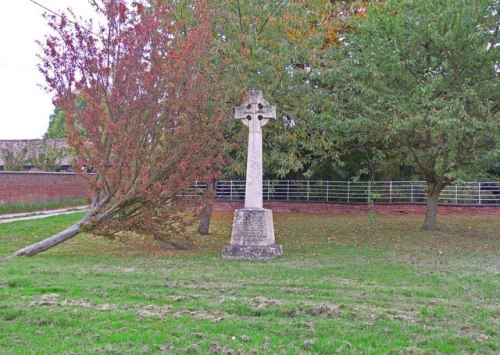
(172, 0), (375, 177)
(171, 0), (374, 233)
(331, 0), (499, 230)
(44, 107), (68, 139)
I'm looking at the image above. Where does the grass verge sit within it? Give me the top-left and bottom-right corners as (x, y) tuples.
(0, 212), (498, 353)
(0, 199), (87, 216)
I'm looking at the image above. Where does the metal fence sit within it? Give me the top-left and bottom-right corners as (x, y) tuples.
(193, 180), (500, 205)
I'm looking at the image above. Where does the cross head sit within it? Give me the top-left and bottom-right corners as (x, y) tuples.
(234, 90), (276, 130)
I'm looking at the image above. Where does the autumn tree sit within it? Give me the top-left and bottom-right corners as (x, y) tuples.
(15, 0), (224, 256)
(324, 0), (500, 230)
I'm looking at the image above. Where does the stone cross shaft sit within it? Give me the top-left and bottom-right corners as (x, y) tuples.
(235, 90), (276, 209)
(222, 89), (282, 260)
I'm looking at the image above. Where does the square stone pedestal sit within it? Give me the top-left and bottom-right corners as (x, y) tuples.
(222, 208), (283, 260)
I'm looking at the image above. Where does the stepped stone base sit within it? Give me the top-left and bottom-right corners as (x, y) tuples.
(221, 208), (283, 260)
(222, 244), (283, 260)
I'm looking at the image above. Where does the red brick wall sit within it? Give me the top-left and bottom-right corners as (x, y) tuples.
(214, 201), (500, 216)
(1, 172), (498, 216)
(0, 172), (89, 204)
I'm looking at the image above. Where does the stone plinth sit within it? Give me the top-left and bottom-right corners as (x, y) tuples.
(221, 244), (283, 260)
(222, 208), (283, 260)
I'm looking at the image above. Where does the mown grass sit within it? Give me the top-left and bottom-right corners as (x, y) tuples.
(0, 212), (498, 353)
(0, 199), (87, 215)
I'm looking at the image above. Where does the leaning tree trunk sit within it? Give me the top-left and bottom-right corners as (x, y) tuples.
(13, 210), (92, 256)
(422, 188), (441, 231)
(197, 179), (217, 235)
(197, 202), (213, 235)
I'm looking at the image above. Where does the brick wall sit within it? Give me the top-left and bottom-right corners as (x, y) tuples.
(1, 172), (498, 216)
(0, 172), (89, 204)
(214, 201), (500, 216)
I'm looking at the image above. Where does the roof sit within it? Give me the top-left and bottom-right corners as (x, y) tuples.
(0, 139), (73, 166)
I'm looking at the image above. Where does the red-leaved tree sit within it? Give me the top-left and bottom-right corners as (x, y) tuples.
(14, 0), (224, 256)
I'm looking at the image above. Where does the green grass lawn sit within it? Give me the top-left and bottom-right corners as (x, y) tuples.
(0, 212), (498, 353)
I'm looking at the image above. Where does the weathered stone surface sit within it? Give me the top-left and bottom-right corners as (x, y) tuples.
(230, 208), (275, 246)
(221, 244), (283, 260)
(222, 90), (282, 260)
(223, 208), (283, 259)
(234, 90), (276, 209)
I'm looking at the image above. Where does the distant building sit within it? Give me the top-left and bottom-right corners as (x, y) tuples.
(0, 139), (73, 171)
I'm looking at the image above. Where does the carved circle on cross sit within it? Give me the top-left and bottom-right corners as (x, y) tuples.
(234, 90), (276, 128)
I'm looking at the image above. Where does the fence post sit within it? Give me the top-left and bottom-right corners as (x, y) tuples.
(326, 181), (329, 202)
(347, 181), (350, 203)
(455, 184), (458, 204)
(287, 180), (290, 201)
(478, 182), (482, 205)
(230, 180), (233, 201)
(307, 180), (310, 201)
(267, 180), (270, 200)
(367, 181), (371, 203)
(410, 182), (414, 203)
(389, 181), (393, 203)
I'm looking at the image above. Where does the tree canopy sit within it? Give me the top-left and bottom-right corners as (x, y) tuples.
(169, 0), (375, 178)
(321, 0), (499, 229)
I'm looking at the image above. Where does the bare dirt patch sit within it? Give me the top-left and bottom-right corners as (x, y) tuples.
(249, 296), (282, 311)
(174, 310), (225, 321)
(29, 293), (60, 307)
(29, 295), (119, 311)
(167, 295), (188, 302)
(93, 265), (138, 273)
(60, 299), (93, 308)
(137, 305), (172, 317)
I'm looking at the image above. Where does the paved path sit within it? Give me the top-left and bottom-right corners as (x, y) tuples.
(0, 206), (88, 224)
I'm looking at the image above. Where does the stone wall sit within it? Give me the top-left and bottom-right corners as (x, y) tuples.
(0, 172), (89, 204)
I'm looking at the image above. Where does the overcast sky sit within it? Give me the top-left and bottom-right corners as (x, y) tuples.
(0, 1), (97, 139)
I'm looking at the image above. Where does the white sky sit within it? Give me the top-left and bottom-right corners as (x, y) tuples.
(0, 1), (97, 139)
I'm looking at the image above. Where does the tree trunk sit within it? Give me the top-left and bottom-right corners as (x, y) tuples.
(13, 223), (82, 256)
(13, 210), (93, 256)
(422, 191), (440, 231)
(197, 179), (216, 235)
(197, 203), (213, 235)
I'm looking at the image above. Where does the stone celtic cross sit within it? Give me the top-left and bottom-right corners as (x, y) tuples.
(234, 90), (276, 209)
(222, 90), (283, 260)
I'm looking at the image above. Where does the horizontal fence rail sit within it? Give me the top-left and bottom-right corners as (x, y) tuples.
(191, 180), (500, 206)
